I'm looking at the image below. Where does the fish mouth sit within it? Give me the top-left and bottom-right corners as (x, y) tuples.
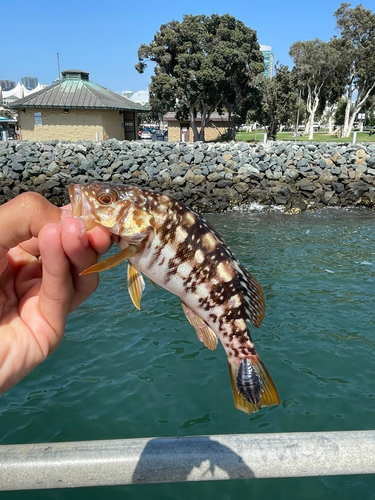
(68, 184), (82, 217)
(68, 184), (97, 229)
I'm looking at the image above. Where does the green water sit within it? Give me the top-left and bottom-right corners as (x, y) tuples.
(1, 207), (375, 499)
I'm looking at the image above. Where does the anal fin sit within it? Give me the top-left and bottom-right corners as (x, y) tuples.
(180, 301), (218, 351)
(127, 263), (145, 310)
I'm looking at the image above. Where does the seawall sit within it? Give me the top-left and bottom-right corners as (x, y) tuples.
(1, 139), (375, 212)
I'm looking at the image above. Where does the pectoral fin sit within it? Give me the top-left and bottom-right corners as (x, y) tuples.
(127, 263), (145, 310)
(180, 301), (218, 351)
(227, 356), (280, 415)
(80, 245), (139, 276)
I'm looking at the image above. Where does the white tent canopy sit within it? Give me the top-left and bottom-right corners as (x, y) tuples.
(1, 83), (46, 103)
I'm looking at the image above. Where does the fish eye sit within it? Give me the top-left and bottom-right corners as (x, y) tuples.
(97, 188), (118, 205)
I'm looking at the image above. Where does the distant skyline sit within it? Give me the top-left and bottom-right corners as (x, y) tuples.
(1, 0), (362, 94)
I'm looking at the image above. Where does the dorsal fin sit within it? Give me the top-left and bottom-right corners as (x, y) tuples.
(238, 266), (265, 328)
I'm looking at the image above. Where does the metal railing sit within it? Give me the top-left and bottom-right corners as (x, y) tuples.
(1, 431), (375, 491)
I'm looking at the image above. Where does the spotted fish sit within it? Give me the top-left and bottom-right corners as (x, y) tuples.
(68, 182), (280, 414)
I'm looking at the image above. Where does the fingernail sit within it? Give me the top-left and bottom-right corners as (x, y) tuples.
(60, 208), (72, 221)
(76, 219), (90, 247)
(79, 232), (90, 248)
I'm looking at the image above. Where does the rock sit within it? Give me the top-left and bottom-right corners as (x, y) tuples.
(12, 162), (25, 172)
(1, 139), (375, 212)
(183, 154), (193, 164)
(295, 179), (317, 192)
(194, 151), (205, 164)
(193, 174), (205, 185)
(172, 176), (186, 186)
(47, 161), (60, 174)
(322, 191), (335, 205)
(285, 168), (299, 180)
(234, 182), (249, 194)
(185, 169), (196, 183)
(207, 172), (221, 182)
(319, 170), (335, 184)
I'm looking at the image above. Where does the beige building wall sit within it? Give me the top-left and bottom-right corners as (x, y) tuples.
(166, 119), (230, 142)
(205, 122), (229, 142)
(167, 120), (183, 142)
(102, 110), (125, 141)
(18, 108), (134, 142)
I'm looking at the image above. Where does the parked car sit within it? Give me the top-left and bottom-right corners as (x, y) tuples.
(150, 129), (168, 141)
(140, 130), (152, 140)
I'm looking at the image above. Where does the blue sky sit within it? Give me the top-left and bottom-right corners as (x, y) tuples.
(1, 0), (361, 95)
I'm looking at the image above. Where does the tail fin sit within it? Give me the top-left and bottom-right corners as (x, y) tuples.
(228, 356), (280, 415)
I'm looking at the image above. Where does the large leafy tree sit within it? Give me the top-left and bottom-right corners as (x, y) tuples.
(334, 3), (375, 137)
(289, 39), (344, 140)
(248, 65), (299, 140)
(135, 14), (264, 141)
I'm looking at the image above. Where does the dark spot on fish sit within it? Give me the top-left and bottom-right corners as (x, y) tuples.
(209, 313), (218, 323)
(197, 296), (212, 311)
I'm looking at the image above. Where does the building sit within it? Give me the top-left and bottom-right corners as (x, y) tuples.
(0, 80), (16, 91)
(260, 45), (274, 79)
(121, 90), (133, 99)
(21, 76), (38, 90)
(1, 83), (46, 105)
(10, 69), (146, 142)
(0, 115), (18, 140)
(164, 112), (235, 142)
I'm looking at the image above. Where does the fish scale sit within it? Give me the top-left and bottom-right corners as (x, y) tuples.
(69, 182), (280, 415)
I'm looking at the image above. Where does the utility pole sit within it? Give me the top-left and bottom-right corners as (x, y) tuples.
(57, 52), (61, 81)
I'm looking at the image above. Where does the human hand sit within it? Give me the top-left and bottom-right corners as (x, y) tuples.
(0, 192), (112, 393)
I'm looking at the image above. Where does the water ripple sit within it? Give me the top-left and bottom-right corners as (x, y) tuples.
(2, 207), (375, 499)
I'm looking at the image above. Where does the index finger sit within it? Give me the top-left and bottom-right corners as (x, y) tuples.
(0, 193), (61, 258)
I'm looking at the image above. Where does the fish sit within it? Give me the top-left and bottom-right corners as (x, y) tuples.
(68, 182), (280, 414)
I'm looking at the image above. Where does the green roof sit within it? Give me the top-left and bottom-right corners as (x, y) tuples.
(10, 70), (146, 112)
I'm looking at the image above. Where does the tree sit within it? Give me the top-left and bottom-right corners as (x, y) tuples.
(0, 105), (15, 120)
(289, 39), (344, 140)
(315, 49), (348, 134)
(135, 14), (264, 142)
(334, 3), (375, 137)
(334, 97), (349, 132)
(248, 65), (299, 140)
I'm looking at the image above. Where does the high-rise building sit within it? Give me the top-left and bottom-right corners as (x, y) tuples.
(121, 90), (134, 100)
(260, 45), (274, 79)
(21, 76), (38, 90)
(0, 80), (16, 91)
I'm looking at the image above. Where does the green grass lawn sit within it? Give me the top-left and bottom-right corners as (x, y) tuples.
(235, 130), (375, 143)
